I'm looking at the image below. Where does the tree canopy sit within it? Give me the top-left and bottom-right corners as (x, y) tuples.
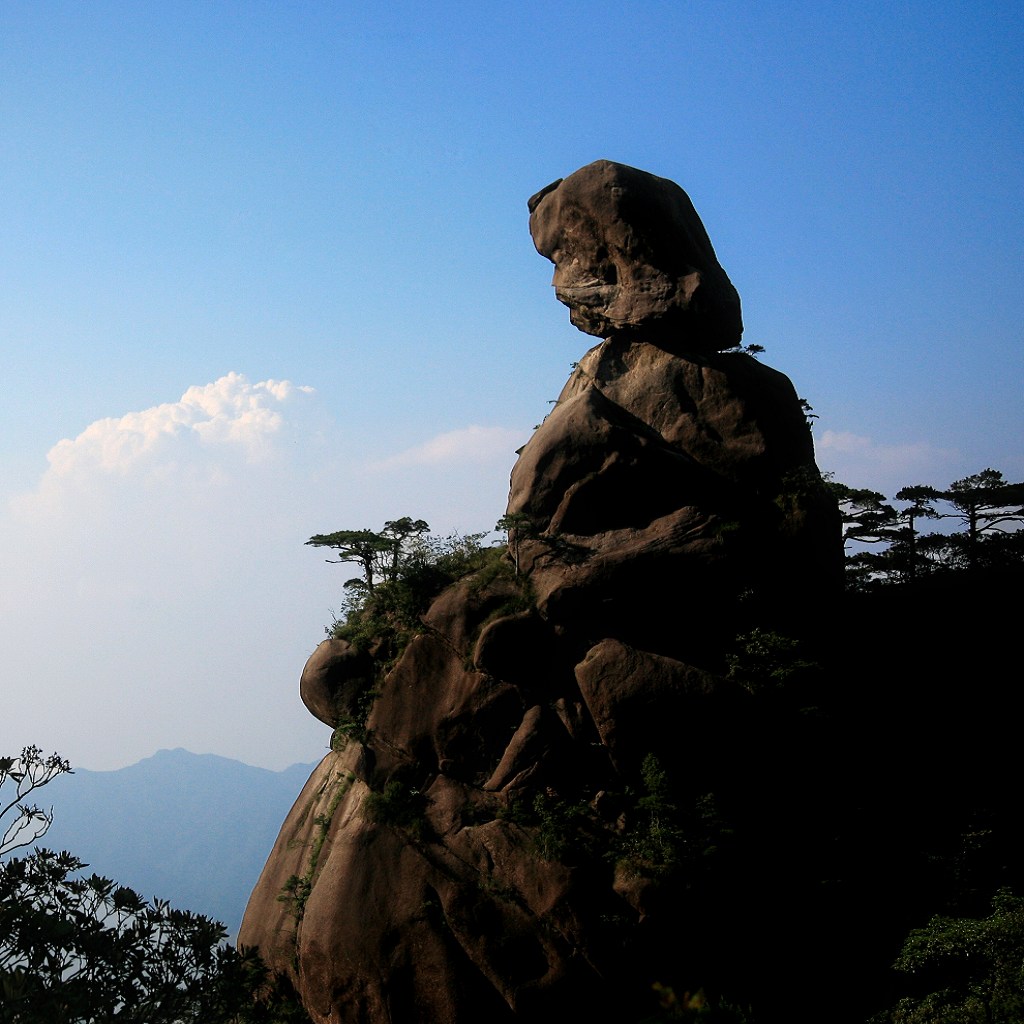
(828, 467), (1024, 587)
(0, 747), (309, 1023)
(872, 889), (1024, 1024)
(306, 517), (430, 594)
(310, 518), (499, 655)
(943, 469), (1024, 565)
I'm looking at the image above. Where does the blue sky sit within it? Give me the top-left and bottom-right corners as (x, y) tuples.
(2, 2), (1021, 770)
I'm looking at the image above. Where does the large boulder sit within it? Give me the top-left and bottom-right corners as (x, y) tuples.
(528, 159), (743, 350)
(299, 639), (376, 727)
(505, 335), (841, 660)
(239, 163), (843, 1024)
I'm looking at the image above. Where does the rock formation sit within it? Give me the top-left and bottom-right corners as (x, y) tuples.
(239, 160), (842, 1023)
(528, 159), (742, 348)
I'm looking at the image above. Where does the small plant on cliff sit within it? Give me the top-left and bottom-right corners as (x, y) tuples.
(498, 785), (607, 864)
(613, 755), (734, 882)
(643, 983), (755, 1022)
(278, 772), (352, 922)
(724, 628), (818, 696)
(495, 512), (588, 577)
(363, 779), (428, 841)
(531, 792), (598, 861)
(798, 397), (818, 428)
(774, 464), (832, 518)
(307, 517), (430, 593)
(495, 512), (535, 577)
(329, 687), (380, 749)
(619, 754), (688, 871)
(722, 342), (765, 359)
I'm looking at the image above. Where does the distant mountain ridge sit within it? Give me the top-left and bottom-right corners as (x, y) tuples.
(38, 747), (317, 939)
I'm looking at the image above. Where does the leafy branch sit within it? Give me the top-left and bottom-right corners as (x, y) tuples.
(0, 747), (71, 858)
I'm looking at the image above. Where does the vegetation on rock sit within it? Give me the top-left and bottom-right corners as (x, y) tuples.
(363, 779), (428, 841)
(310, 518), (499, 656)
(278, 771), (353, 923)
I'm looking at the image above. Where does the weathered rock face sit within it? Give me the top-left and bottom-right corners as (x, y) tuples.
(507, 337), (840, 663)
(239, 164), (842, 1023)
(529, 160), (743, 350)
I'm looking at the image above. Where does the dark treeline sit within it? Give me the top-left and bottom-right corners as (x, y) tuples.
(798, 467), (1024, 1023)
(829, 468), (1024, 587)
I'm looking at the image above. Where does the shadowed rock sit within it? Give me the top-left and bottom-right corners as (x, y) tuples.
(506, 336), (840, 660)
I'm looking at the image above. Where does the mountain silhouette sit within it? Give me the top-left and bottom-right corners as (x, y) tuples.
(38, 747), (316, 939)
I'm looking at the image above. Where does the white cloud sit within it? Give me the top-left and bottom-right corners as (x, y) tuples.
(40, 373), (315, 481)
(815, 430), (959, 494)
(371, 425), (524, 472)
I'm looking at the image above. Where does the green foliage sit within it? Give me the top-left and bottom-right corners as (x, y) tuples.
(277, 873), (313, 922)
(1, 747), (310, 1022)
(503, 755), (730, 879)
(468, 545), (525, 597)
(722, 342), (766, 360)
(242, 972), (314, 1023)
(774, 464), (831, 519)
(319, 521), (498, 660)
(642, 983), (755, 1023)
(617, 757), (732, 878)
(798, 397), (818, 428)
(871, 889), (1024, 1024)
(363, 780), (427, 840)
(0, 849), (251, 1023)
(724, 629), (817, 696)
(529, 792), (597, 861)
(943, 469), (1024, 570)
(500, 787), (612, 863)
(620, 755), (688, 872)
(306, 517), (430, 592)
(826, 480), (899, 550)
(495, 512), (542, 577)
(329, 688), (380, 749)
